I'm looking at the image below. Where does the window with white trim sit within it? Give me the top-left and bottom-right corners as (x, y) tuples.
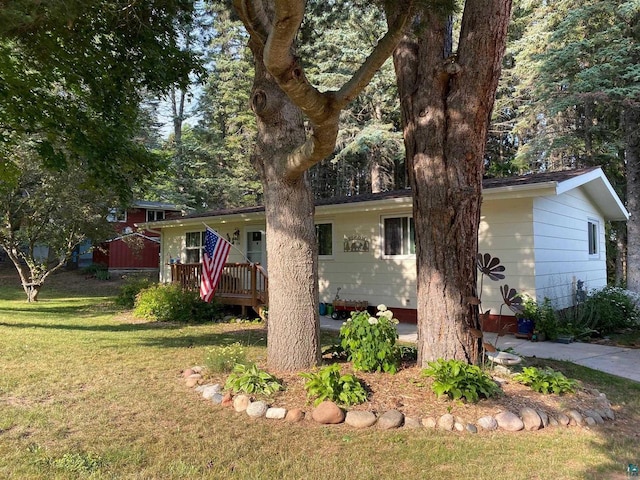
(316, 223), (333, 257)
(146, 210), (165, 222)
(383, 216), (415, 257)
(588, 219), (599, 257)
(185, 231), (205, 263)
(107, 208), (126, 222)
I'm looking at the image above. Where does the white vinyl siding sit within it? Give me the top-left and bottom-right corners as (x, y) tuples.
(317, 209), (417, 311)
(532, 190), (607, 309)
(478, 197), (536, 316)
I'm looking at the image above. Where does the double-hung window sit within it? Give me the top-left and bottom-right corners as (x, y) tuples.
(185, 231), (205, 263)
(316, 223), (333, 258)
(383, 216), (415, 257)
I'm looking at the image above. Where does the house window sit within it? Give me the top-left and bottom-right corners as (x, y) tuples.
(147, 210), (165, 222)
(107, 208), (126, 223)
(185, 231), (205, 263)
(316, 223), (333, 257)
(383, 216), (415, 256)
(588, 219), (599, 257)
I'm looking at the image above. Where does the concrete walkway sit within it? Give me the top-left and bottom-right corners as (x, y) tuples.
(319, 316), (640, 383)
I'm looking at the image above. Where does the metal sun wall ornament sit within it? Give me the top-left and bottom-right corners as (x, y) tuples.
(343, 235), (370, 252)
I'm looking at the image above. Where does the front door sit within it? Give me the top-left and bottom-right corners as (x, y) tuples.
(246, 229), (267, 270)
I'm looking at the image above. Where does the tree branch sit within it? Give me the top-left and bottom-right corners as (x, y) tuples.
(264, 0), (411, 179)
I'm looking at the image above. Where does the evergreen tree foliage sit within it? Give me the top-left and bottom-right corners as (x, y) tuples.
(511, 0), (638, 175)
(301, 2), (406, 198)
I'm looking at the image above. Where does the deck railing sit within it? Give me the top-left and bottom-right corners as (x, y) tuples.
(170, 262), (268, 308)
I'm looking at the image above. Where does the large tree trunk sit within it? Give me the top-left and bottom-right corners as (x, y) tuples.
(391, 1), (512, 365)
(246, 28), (321, 371)
(625, 102), (640, 292)
(263, 175), (320, 369)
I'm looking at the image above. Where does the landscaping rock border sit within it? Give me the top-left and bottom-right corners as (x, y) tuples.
(181, 366), (616, 433)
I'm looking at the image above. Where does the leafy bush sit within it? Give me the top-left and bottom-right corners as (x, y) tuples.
(513, 366), (577, 395)
(133, 283), (220, 322)
(224, 363), (282, 396)
(205, 342), (247, 373)
(115, 276), (153, 308)
(300, 364), (367, 406)
(422, 359), (501, 403)
(340, 304), (400, 373)
(580, 286), (640, 334)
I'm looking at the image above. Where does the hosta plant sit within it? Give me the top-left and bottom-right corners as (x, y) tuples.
(224, 363), (282, 396)
(300, 364), (367, 406)
(513, 366), (577, 395)
(422, 358), (501, 403)
(340, 304), (400, 373)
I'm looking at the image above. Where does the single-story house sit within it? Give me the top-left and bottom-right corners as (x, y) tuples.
(93, 200), (183, 273)
(142, 167), (628, 327)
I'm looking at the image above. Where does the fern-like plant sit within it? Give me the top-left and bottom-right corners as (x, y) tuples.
(224, 363), (282, 396)
(422, 359), (501, 403)
(513, 366), (577, 395)
(300, 364), (367, 406)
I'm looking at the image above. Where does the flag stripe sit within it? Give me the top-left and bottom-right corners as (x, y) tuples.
(200, 227), (231, 302)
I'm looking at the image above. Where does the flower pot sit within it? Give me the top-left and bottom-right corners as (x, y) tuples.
(516, 318), (534, 339)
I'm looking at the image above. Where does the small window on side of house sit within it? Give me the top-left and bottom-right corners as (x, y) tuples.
(316, 223), (333, 257)
(383, 216), (415, 257)
(588, 219), (599, 257)
(147, 210), (165, 222)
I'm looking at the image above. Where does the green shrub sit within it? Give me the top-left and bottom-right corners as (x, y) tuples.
(115, 277), (153, 308)
(204, 342), (247, 373)
(224, 363), (282, 396)
(422, 359), (501, 403)
(580, 286), (640, 334)
(133, 284), (220, 322)
(513, 366), (577, 395)
(300, 364), (368, 406)
(340, 304), (400, 373)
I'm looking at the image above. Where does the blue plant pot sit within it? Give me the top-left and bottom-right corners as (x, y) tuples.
(517, 318), (534, 335)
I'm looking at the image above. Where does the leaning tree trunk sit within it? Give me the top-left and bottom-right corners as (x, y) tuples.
(391, 1), (512, 366)
(624, 102), (640, 293)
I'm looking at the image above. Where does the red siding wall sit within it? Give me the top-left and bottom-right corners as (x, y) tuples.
(93, 207), (176, 270)
(106, 237), (160, 269)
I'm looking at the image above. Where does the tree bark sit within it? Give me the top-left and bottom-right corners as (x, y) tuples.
(390, 1), (512, 365)
(625, 102), (640, 292)
(234, 0), (410, 371)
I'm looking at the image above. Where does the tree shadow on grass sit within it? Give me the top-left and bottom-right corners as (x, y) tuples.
(0, 320), (182, 333)
(139, 327), (268, 349)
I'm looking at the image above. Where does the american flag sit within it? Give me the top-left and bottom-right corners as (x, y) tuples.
(200, 227), (231, 302)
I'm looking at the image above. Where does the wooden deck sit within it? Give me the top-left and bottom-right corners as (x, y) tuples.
(170, 262), (268, 316)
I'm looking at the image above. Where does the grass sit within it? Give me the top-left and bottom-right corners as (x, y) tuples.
(1, 270), (640, 479)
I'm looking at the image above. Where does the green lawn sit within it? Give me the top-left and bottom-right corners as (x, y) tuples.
(1, 272), (639, 479)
